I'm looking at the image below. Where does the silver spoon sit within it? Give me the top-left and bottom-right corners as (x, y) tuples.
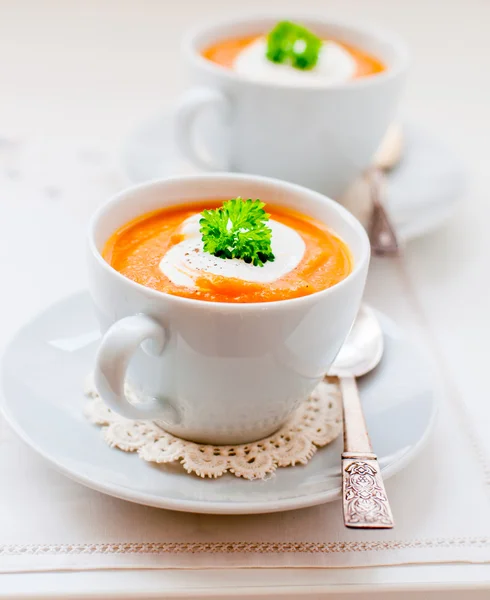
(367, 167), (401, 257)
(368, 123), (404, 256)
(328, 305), (395, 529)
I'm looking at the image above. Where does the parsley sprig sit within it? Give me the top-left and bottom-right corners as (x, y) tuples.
(266, 21), (322, 70)
(199, 198), (275, 267)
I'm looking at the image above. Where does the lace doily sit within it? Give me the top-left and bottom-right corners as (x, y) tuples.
(84, 376), (342, 480)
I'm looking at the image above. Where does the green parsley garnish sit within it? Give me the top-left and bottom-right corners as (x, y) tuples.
(199, 198), (275, 267)
(266, 20), (322, 70)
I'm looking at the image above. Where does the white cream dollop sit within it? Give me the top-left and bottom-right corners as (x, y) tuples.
(233, 37), (357, 86)
(159, 213), (305, 288)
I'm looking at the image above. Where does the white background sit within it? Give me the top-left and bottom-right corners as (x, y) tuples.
(0, 0), (489, 597)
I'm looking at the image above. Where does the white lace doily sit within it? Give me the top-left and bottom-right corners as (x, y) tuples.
(84, 376), (342, 480)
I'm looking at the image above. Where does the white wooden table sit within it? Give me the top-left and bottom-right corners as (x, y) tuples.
(0, 0), (489, 596)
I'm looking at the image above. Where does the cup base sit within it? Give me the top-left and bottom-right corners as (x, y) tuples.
(153, 420), (286, 446)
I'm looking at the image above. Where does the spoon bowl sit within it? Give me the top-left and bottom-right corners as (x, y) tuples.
(329, 305), (384, 378)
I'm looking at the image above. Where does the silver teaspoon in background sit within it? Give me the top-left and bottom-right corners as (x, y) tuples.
(367, 167), (401, 256)
(369, 124), (404, 257)
(328, 305), (395, 529)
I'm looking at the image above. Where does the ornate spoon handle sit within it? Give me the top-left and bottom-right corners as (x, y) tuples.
(339, 375), (395, 529)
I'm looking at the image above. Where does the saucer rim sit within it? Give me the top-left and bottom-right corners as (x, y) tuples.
(0, 291), (438, 515)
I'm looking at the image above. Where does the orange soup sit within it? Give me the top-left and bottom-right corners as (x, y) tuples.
(203, 35), (384, 79)
(103, 201), (352, 303)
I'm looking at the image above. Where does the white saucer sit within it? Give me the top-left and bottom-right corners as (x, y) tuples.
(0, 292), (437, 515)
(121, 114), (465, 241)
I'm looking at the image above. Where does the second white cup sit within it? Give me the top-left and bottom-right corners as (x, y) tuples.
(175, 15), (408, 199)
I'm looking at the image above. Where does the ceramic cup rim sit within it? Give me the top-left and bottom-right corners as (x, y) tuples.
(182, 12), (410, 91)
(88, 173), (370, 312)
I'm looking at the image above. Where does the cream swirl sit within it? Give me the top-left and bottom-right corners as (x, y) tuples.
(159, 213), (305, 288)
(233, 37), (357, 85)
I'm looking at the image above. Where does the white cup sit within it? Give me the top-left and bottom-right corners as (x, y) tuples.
(174, 15), (409, 199)
(88, 174), (370, 444)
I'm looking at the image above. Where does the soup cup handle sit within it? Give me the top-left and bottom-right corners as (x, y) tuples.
(94, 314), (179, 424)
(174, 87), (231, 171)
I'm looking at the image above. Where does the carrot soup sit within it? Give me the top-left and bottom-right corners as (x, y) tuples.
(202, 21), (384, 85)
(103, 198), (352, 304)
